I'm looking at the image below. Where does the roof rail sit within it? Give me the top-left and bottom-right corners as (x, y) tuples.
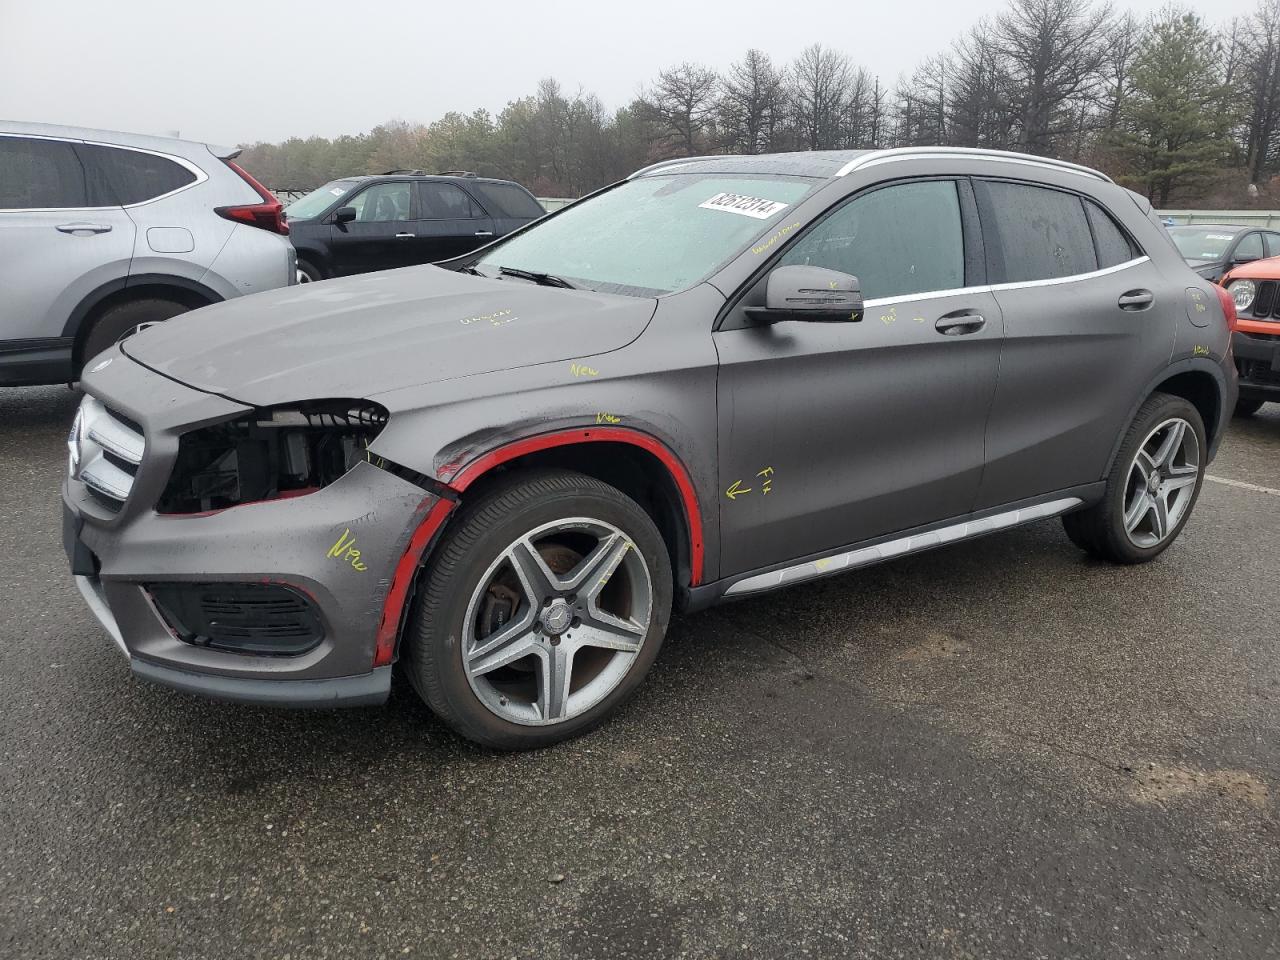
(628, 155), (734, 178)
(438, 169), (479, 178)
(835, 147), (1112, 183)
(381, 169), (427, 176)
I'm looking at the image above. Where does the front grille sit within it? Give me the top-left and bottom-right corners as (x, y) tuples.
(70, 396), (144, 511)
(1252, 280), (1277, 317)
(147, 582), (325, 656)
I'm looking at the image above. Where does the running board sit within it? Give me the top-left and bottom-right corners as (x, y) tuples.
(723, 497), (1083, 597)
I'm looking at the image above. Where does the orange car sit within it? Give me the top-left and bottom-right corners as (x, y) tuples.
(1221, 258), (1280, 415)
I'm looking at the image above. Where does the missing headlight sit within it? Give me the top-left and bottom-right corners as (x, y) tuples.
(157, 400), (388, 514)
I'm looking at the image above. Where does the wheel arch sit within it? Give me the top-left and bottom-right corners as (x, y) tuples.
(372, 427), (705, 669)
(1105, 359), (1228, 476)
(65, 274), (223, 367)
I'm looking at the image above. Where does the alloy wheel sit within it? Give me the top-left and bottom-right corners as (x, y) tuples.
(461, 517), (653, 726)
(1122, 417), (1200, 548)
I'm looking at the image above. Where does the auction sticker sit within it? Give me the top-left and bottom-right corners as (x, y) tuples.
(699, 192), (789, 219)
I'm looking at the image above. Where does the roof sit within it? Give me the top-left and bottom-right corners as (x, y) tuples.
(632, 146), (1111, 184)
(1, 119), (236, 159)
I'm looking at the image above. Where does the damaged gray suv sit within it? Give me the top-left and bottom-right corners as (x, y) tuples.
(64, 148), (1238, 749)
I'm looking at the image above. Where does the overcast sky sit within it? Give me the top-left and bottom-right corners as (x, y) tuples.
(0, 0), (1266, 146)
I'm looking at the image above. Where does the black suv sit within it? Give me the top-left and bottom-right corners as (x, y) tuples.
(283, 171), (544, 282)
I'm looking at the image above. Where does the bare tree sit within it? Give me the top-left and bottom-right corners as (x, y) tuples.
(789, 44), (853, 150)
(641, 63), (720, 156)
(947, 21), (1013, 148)
(1242, 1), (1280, 183)
(995, 0), (1111, 154)
(718, 50), (786, 154)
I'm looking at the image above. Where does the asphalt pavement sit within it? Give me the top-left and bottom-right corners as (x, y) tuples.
(2, 384), (1278, 960)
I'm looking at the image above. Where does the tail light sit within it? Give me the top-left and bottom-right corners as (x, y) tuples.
(215, 160), (289, 235)
(1211, 284), (1238, 333)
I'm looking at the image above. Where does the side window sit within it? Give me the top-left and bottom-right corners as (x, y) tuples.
(0, 136), (87, 209)
(778, 180), (965, 299)
(1264, 232), (1280, 257)
(349, 182), (411, 222)
(418, 182), (481, 219)
(981, 181), (1097, 282)
(471, 182), (545, 219)
(1233, 231), (1264, 263)
(1085, 200), (1139, 268)
(78, 144), (196, 205)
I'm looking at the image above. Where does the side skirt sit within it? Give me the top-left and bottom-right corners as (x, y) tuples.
(682, 485), (1102, 611)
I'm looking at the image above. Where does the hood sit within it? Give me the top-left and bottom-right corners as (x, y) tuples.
(1223, 254), (1280, 283)
(122, 266), (656, 406)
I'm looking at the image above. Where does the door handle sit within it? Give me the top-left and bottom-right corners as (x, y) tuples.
(474, 230), (494, 237)
(1118, 289), (1154, 311)
(935, 313), (986, 336)
(395, 232), (415, 238)
(56, 223), (112, 235)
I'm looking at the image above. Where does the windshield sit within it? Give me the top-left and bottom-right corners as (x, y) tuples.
(476, 174), (817, 296)
(284, 179), (359, 221)
(1167, 227), (1237, 262)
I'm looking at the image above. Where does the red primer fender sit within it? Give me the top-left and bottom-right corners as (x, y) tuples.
(372, 427), (705, 668)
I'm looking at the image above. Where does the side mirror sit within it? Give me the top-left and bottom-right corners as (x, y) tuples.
(746, 265), (864, 323)
(332, 206), (357, 225)
(1233, 255), (1259, 266)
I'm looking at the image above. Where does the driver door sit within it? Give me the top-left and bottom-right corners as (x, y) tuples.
(712, 178), (1004, 577)
(328, 180), (416, 276)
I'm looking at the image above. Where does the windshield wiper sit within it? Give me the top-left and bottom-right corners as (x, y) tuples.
(496, 266), (578, 289)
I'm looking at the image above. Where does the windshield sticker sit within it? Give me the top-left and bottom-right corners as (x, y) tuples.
(1205, 234), (1234, 240)
(330, 187), (345, 196)
(699, 192), (789, 219)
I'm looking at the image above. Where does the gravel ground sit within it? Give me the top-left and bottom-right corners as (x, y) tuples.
(2, 385), (1277, 959)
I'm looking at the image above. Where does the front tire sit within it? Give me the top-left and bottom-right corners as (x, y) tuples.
(403, 470), (673, 750)
(1063, 392), (1206, 564)
(80, 298), (189, 371)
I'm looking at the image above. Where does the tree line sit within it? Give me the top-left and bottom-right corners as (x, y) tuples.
(238, 0), (1280, 208)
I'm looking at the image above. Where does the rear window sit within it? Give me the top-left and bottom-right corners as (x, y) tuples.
(981, 181), (1097, 282)
(0, 136), (87, 208)
(79, 143), (197, 205)
(471, 181), (544, 219)
(1085, 201), (1139, 268)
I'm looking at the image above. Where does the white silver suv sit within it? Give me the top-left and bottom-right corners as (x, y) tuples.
(0, 121), (295, 386)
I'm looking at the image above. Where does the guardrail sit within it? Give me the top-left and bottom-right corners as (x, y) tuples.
(271, 189), (575, 214)
(1159, 210), (1280, 228)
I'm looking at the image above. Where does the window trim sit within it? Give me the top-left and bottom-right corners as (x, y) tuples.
(0, 133), (207, 213)
(715, 175), (978, 331)
(975, 176), (1147, 285)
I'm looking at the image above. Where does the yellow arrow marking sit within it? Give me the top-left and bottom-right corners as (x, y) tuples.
(725, 480), (753, 500)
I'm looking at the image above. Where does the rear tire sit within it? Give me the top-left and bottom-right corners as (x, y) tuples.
(1234, 397), (1265, 418)
(297, 260), (323, 283)
(403, 469), (673, 750)
(80, 298), (189, 371)
(1063, 392), (1206, 564)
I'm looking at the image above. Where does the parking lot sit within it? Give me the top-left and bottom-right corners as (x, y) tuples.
(1, 383), (1277, 959)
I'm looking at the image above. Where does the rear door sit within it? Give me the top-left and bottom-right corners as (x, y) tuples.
(0, 134), (135, 342)
(467, 180), (546, 239)
(409, 181), (494, 263)
(974, 179), (1176, 509)
(713, 177), (1005, 576)
(327, 180), (415, 276)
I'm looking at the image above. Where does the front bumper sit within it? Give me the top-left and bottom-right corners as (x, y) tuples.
(1232, 330), (1280, 398)
(64, 349), (437, 707)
